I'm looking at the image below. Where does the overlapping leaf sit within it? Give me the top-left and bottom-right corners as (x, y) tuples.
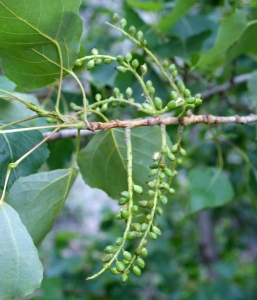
(0, 123), (49, 190)
(188, 167), (234, 214)
(7, 168), (78, 246)
(0, 202), (43, 299)
(77, 126), (172, 200)
(0, 0), (83, 90)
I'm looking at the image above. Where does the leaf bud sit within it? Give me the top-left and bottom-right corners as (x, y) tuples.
(95, 93), (102, 101)
(118, 197), (128, 205)
(91, 48), (99, 55)
(172, 70), (178, 78)
(154, 97), (162, 110)
(146, 214), (152, 221)
(184, 89), (191, 98)
(147, 190), (155, 196)
(149, 232), (158, 240)
(141, 248), (148, 257)
(195, 98), (202, 106)
(140, 38), (147, 47)
(120, 18), (127, 28)
(177, 158), (183, 165)
(170, 91), (179, 100)
(129, 25), (136, 35)
(110, 267), (120, 275)
(179, 148), (187, 157)
(140, 63), (148, 75)
(123, 251), (132, 261)
(146, 80), (153, 88)
(137, 258), (145, 268)
(167, 152), (176, 161)
(162, 60), (169, 68)
(133, 184), (143, 194)
(186, 104), (195, 109)
(104, 58), (112, 64)
(120, 273), (128, 283)
(115, 237), (123, 246)
(159, 195), (168, 205)
(116, 261), (125, 272)
(141, 223), (148, 232)
(125, 52), (132, 62)
(133, 266), (142, 276)
(127, 231), (136, 239)
(169, 64), (176, 72)
(87, 59), (95, 69)
(134, 247), (142, 256)
(137, 30), (143, 40)
(186, 97), (196, 104)
(104, 245), (115, 254)
(138, 200), (148, 208)
(167, 100), (176, 110)
(126, 87), (133, 98)
(149, 162), (159, 169)
(116, 55), (124, 63)
(169, 188), (176, 195)
(121, 209), (129, 219)
(116, 66), (127, 74)
(131, 205), (138, 214)
(147, 180), (157, 188)
(132, 223), (141, 232)
(113, 87), (120, 96)
(171, 143), (178, 153)
(112, 13), (119, 23)
(100, 103), (108, 113)
(147, 200), (154, 209)
(177, 80), (185, 92)
(152, 226), (162, 236)
(94, 58), (102, 65)
(120, 191), (130, 199)
(115, 212), (122, 220)
(149, 169), (158, 177)
(131, 59), (139, 69)
(148, 86), (155, 95)
(164, 168), (173, 177)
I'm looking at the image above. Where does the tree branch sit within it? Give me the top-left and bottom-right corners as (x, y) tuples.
(44, 113), (257, 141)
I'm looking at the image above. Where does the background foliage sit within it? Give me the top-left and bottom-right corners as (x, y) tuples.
(1, 0), (257, 299)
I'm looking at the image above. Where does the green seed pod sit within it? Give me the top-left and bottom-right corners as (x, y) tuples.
(131, 59), (139, 69)
(149, 162), (159, 169)
(122, 259), (129, 265)
(142, 103), (153, 110)
(129, 25), (136, 36)
(146, 80), (153, 88)
(162, 60), (169, 68)
(195, 98), (202, 106)
(103, 263), (111, 270)
(131, 205), (138, 214)
(149, 169), (158, 177)
(164, 168), (173, 177)
(141, 248), (148, 257)
(87, 59), (95, 69)
(154, 97), (162, 110)
(101, 103), (108, 113)
(95, 93), (102, 101)
(133, 185), (143, 194)
(141, 223), (148, 232)
(171, 143), (178, 153)
(184, 89), (191, 98)
(170, 91), (179, 100)
(148, 86), (155, 96)
(159, 195), (168, 205)
(134, 247), (142, 256)
(167, 100), (176, 110)
(186, 104), (195, 109)
(126, 87), (133, 98)
(115, 212), (122, 220)
(179, 148), (187, 157)
(140, 63), (148, 75)
(156, 206), (163, 216)
(149, 232), (158, 240)
(104, 58), (112, 64)
(74, 60), (82, 67)
(120, 273), (128, 283)
(127, 231), (136, 239)
(116, 66), (127, 74)
(152, 226), (162, 236)
(147, 190), (155, 196)
(186, 97), (196, 104)
(137, 30), (143, 40)
(162, 145), (169, 154)
(138, 200), (148, 208)
(121, 209), (129, 219)
(167, 152), (176, 161)
(161, 182), (170, 190)
(125, 52), (132, 62)
(116, 55), (124, 63)
(120, 18), (127, 28)
(94, 58), (102, 65)
(91, 48), (99, 55)
(133, 266), (142, 276)
(112, 12), (119, 23)
(123, 251), (132, 261)
(159, 172), (166, 179)
(120, 191), (130, 199)
(135, 231), (143, 238)
(177, 158), (183, 165)
(142, 239), (147, 246)
(169, 188), (176, 195)
(137, 258), (145, 268)
(116, 261), (125, 272)
(112, 101), (118, 107)
(172, 70), (178, 78)
(113, 87), (120, 96)
(132, 223), (141, 232)
(146, 214), (152, 221)
(110, 267), (120, 275)
(104, 245), (115, 254)
(147, 180), (157, 188)
(147, 200), (154, 209)
(101, 254), (113, 262)
(195, 93), (201, 98)
(115, 237), (123, 246)
(168, 64), (176, 72)
(118, 197), (128, 205)
(140, 38), (147, 47)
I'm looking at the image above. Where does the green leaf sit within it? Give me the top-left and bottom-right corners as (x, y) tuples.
(247, 71), (257, 106)
(0, 0), (83, 90)
(196, 10), (247, 68)
(157, 0), (195, 32)
(7, 168), (78, 246)
(188, 167), (234, 214)
(0, 75), (16, 93)
(0, 202), (43, 299)
(0, 124), (49, 190)
(126, 0), (163, 11)
(77, 127), (172, 199)
(248, 167), (257, 200)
